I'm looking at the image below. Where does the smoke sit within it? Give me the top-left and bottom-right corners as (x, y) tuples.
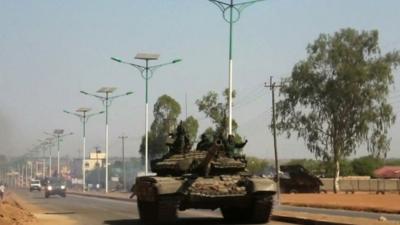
(0, 111), (15, 156)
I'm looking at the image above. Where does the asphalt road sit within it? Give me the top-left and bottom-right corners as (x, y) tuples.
(15, 189), (295, 225)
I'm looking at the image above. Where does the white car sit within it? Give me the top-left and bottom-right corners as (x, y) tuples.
(30, 180), (42, 192)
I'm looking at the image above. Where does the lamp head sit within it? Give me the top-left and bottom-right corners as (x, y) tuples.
(110, 57), (122, 63)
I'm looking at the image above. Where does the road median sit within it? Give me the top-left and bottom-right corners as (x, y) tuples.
(67, 190), (134, 202)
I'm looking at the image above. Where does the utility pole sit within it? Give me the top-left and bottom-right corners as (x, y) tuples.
(119, 135), (128, 192)
(265, 76), (283, 203)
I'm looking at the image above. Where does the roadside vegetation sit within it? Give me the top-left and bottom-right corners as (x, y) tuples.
(275, 28), (400, 192)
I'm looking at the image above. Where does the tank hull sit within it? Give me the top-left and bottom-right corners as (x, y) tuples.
(135, 175), (276, 224)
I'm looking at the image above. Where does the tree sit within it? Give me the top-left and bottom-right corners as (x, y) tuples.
(247, 157), (269, 174)
(351, 155), (383, 176)
(286, 159), (322, 175)
(0, 155), (7, 165)
(323, 159), (354, 177)
(139, 95), (181, 159)
(196, 89), (242, 141)
(275, 28), (400, 192)
(385, 158), (400, 166)
(139, 95), (199, 160)
(182, 116), (199, 144)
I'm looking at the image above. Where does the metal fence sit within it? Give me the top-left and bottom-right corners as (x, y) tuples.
(320, 178), (400, 193)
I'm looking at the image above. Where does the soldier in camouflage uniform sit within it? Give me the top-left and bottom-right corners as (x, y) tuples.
(224, 134), (248, 157)
(196, 134), (213, 151)
(170, 121), (191, 154)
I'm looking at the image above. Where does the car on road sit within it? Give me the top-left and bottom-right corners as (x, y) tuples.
(43, 177), (67, 198)
(29, 179), (42, 192)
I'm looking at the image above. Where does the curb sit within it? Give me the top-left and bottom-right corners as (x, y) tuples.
(281, 202), (400, 215)
(272, 215), (351, 225)
(67, 191), (135, 203)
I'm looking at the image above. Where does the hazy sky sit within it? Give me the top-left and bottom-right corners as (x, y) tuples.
(1, 0), (399, 160)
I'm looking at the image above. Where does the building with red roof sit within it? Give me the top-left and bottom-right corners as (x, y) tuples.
(374, 166), (400, 178)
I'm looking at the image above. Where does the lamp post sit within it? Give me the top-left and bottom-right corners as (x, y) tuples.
(41, 137), (55, 177)
(111, 54), (181, 175)
(80, 88), (133, 193)
(36, 142), (47, 178)
(64, 107), (104, 192)
(118, 135), (128, 191)
(44, 129), (73, 177)
(209, 0), (265, 135)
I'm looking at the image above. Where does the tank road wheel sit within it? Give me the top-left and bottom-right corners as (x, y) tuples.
(222, 195), (273, 224)
(137, 198), (177, 225)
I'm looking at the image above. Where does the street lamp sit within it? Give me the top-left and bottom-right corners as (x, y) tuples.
(118, 135), (128, 191)
(38, 138), (55, 177)
(44, 129), (73, 177)
(80, 88), (133, 193)
(64, 107), (104, 192)
(36, 141), (48, 178)
(111, 53), (182, 175)
(209, 0), (265, 135)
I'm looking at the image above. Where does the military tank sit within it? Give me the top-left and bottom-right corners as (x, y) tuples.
(135, 123), (276, 225)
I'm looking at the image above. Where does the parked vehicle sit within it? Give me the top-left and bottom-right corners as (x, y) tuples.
(279, 165), (323, 193)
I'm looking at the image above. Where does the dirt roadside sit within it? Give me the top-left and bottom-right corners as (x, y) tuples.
(281, 192), (400, 214)
(2, 191), (77, 225)
(0, 192), (36, 225)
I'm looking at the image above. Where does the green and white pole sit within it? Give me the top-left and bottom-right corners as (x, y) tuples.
(64, 109), (103, 192)
(210, 0), (265, 135)
(105, 93), (109, 193)
(48, 143), (52, 177)
(110, 56), (181, 175)
(145, 60), (149, 175)
(57, 135), (60, 176)
(228, 1), (233, 135)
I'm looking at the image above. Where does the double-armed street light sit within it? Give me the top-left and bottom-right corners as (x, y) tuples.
(111, 54), (181, 175)
(64, 107), (104, 192)
(36, 141), (48, 178)
(44, 129), (73, 177)
(209, 0), (265, 136)
(38, 138), (55, 177)
(80, 88), (133, 193)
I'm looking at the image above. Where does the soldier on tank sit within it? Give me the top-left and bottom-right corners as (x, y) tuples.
(224, 134), (248, 157)
(170, 121), (192, 154)
(196, 134), (213, 151)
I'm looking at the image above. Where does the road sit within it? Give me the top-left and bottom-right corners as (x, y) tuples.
(15, 189), (296, 225)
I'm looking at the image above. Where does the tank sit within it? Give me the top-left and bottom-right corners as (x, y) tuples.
(279, 164), (323, 193)
(134, 123), (277, 225)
